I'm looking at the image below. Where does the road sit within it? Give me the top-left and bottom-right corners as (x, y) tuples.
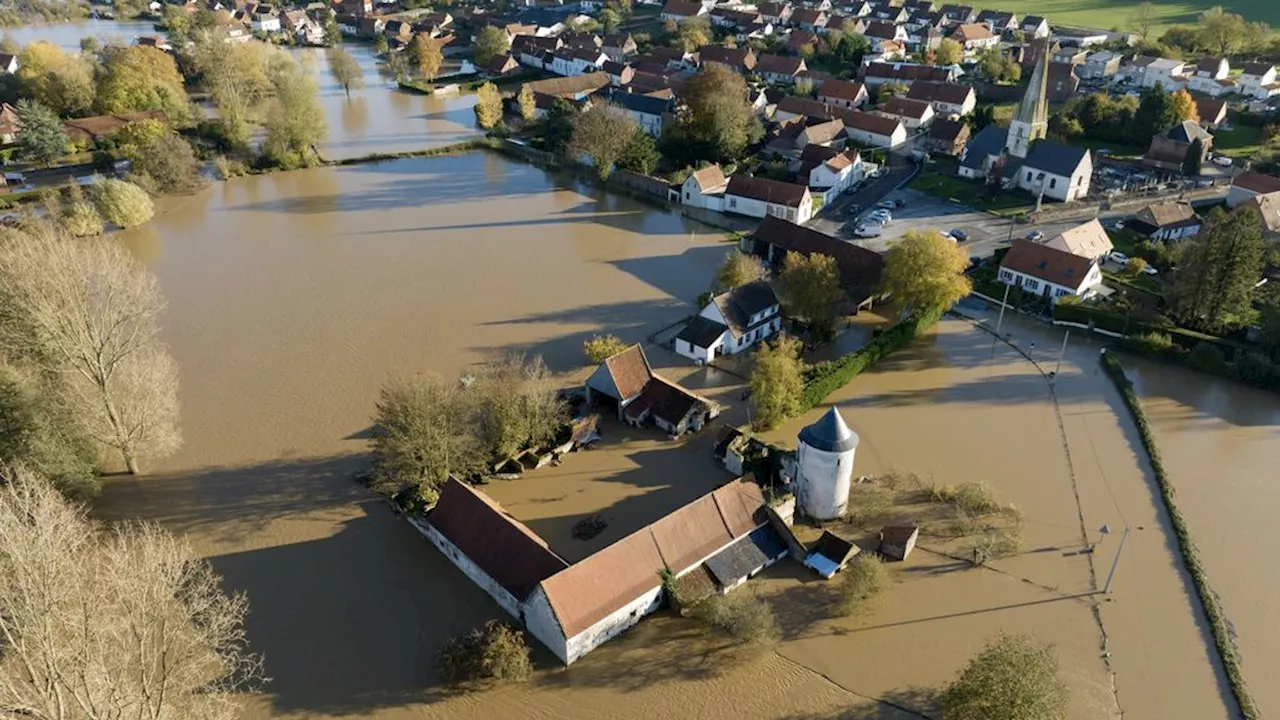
(809, 151), (918, 238)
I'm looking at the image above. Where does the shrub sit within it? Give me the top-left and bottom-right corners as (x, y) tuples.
(802, 305), (944, 409)
(438, 620), (534, 685)
(582, 334), (629, 364)
(690, 591), (780, 646)
(1236, 352), (1275, 387)
(1132, 331), (1173, 355)
(836, 555), (886, 615)
(60, 195), (104, 237)
(952, 482), (1002, 515)
(969, 525), (1024, 566)
(1188, 342), (1229, 375)
(91, 179), (154, 228)
(941, 632), (1068, 720)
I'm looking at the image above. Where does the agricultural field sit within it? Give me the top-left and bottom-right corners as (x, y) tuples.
(985, 0), (1279, 32)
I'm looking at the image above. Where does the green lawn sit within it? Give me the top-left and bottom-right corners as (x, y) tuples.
(910, 172), (1033, 213)
(978, 0), (1279, 33)
(1075, 137), (1147, 159)
(1213, 123), (1266, 159)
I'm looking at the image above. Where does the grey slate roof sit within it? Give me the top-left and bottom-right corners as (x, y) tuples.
(710, 280), (780, 338)
(1166, 119), (1212, 144)
(1021, 139), (1089, 177)
(960, 124), (1007, 169)
(605, 89), (673, 116)
(798, 406), (859, 452)
(676, 315), (730, 348)
(704, 525), (787, 587)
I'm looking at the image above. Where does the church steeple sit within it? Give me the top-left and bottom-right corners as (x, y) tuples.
(1006, 43), (1050, 159)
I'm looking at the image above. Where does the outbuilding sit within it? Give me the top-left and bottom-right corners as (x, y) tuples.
(675, 281), (782, 362)
(879, 525), (920, 561)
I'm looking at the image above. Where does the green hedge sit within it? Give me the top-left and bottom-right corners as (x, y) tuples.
(801, 306), (944, 409)
(1100, 353), (1259, 720)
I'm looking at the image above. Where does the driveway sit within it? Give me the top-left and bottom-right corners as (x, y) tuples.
(809, 152), (918, 238)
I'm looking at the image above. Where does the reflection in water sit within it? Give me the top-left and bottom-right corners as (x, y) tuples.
(339, 96), (369, 137)
(1, 19), (156, 49)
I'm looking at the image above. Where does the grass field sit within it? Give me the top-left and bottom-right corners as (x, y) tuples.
(1213, 123), (1267, 158)
(983, 0), (1279, 32)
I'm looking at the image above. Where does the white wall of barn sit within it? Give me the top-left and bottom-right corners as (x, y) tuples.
(522, 584), (664, 665)
(407, 516), (523, 619)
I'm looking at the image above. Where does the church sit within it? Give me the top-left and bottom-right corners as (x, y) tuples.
(958, 49), (1093, 203)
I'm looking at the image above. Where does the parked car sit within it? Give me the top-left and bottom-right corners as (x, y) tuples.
(853, 224), (882, 238)
(938, 231), (957, 243)
(4, 172), (26, 185)
(949, 228), (969, 242)
(1026, 230), (1044, 242)
(868, 210), (891, 224)
(876, 200), (896, 210)
(1142, 264), (1158, 276)
(1108, 251), (1130, 266)
(1212, 155), (1233, 168)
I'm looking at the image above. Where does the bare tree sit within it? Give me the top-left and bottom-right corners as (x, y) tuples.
(0, 223), (181, 474)
(327, 45), (364, 97)
(475, 354), (567, 460)
(0, 468), (263, 720)
(1130, 1), (1157, 42)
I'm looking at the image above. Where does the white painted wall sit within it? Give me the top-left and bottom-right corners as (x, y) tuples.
(796, 441), (855, 520)
(997, 263), (1101, 300)
(522, 586), (570, 663)
(564, 587), (663, 664)
(407, 516), (523, 619)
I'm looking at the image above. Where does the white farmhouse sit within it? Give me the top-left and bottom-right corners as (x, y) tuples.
(251, 7), (282, 33)
(998, 239), (1102, 301)
(1239, 62), (1280, 100)
(843, 111), (907, 149)
(876, 96), (934, 130)
(674, 281), (781, 363)
(1010, 141), (1093, 202)
(800, 146), (863, 197)
(1188, 57), (1233, 96)
(724, 175), (814, 223)
(679, 164), (729, 211)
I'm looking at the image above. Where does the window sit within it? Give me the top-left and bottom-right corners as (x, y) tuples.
(999, 269), (1013, 281)
(1026, 171), (1033, 182)
(1049, 178), (1057, 189)
(684, 191), (690, 200)
(729, 198), (738, 208)
(1025, 280), (1039, 291)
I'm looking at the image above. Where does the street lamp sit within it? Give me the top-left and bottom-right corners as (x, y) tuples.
(1099, 523), (1131, 595)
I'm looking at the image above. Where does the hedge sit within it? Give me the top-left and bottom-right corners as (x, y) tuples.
(1099, 353), (1259, 720)
(801, 305), (945, 409)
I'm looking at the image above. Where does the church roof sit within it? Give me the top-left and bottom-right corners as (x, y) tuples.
(1020, 139), (1090, 177)
(799, 407), (859, 452)
(1013, 39), (1049, 132)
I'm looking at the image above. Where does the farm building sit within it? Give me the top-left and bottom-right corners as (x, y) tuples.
(584, 344), (718, 436)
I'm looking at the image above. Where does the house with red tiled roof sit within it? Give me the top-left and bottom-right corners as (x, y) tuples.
(583, 344), (716, 435)
(1227, 171), (1280, 209)
(817, 79), (868, 109)
(998, 239), (1102, 301)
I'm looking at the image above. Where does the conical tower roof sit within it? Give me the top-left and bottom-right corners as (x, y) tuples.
(798, 406), (859, 453)
(1014, 42), (1050, 130)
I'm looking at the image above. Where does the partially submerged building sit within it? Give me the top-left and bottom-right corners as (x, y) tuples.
(585, 344), (718, 436)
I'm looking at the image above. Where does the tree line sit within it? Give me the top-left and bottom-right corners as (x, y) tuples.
(1049, 85), (1198, 149)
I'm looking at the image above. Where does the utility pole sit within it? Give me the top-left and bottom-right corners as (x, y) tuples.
(1102, 525), (1131, 594)
(995, 281), (1012, 335)
(1053, 329), (1070, 381)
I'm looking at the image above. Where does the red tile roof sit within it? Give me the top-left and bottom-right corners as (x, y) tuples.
(1233, 170), (1280, 195)
(1000, 239), (1095, 290)
(603, 344), (653, 401)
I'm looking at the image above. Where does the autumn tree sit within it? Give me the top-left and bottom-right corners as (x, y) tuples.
(113, 0), (148, 19)
(0, 364), (98, 500)
(16, 41), (96, 116)
(940, 633), (1068, 720)
(569, 104), (638, 180)
(262, 53), (328, 167)
(328, 45), (364, 97)
(56, 184), (105, 238)
(373, 33), (390, 55)
(13, 98), (66, 168)
(881, 230), (972, 310)
(1170, 88), (1198, 123)
(474, 81), (503, 130)
(95, 45), (193, 126)
(91, 179), (155, 228)
(370, 374), (484, 499)
(659, 63), (762, 164)
(1198, 6), (1246, 57)
(194, 35), (272, 147)
(749, 336), (805, 430)
(1168, 207), (1266, 332)
(781, 252), (842, 338)
(583, 334), (629, 363)
(934, 37), (963, 65)
(117, 121), (207, 194)
(0, 469), (263, 717)
(517, 82), (537, 123)
(474, 354), (567, 460)
(473, 25), (511, 67)
(678, 16), (711, 51)
(0, 223), (181, 474)
(1130, 1), (1157, 41)
(716, 250), (766, 291)
(409, 34), (443, 80)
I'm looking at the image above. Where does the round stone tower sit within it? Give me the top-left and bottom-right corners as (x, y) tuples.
(795, 406), (859, 520)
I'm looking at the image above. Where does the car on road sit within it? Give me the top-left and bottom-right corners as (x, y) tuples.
(868, 210), (892, 224)
(949, 229), (969, 242)
(1108, 251), (1130, 266)
(1026, 230), (1044, 242)
(852, 224), (882, 238)
(938, 230), (957, 243)
(876, 200), (896, 210)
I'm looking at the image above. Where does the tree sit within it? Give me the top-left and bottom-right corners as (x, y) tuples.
(409, 34), (443, 80)
(539, 98), (577, 155)
(323, 12), (342, 45)
(716, 250), (766, 290)
(583, 334), (629, 363)
(569, 104), (638, 180)
(1170, 88), (1198, 123)
(328, 45), (364, 97)
(689, 590), (779, 646)
(113, 0), (148, 19)
(940, 633), (1067, 720)
(1135, 85), (1178, 143)
(0, 469), (263, 718)
(836, 555), (886, 615)
(1160, 25), (1204, 54)
(749, 336), (804, 430)
(91, 179), (155, 228)
(14, 99), (67, 168)
(0, 364), (98, 500)
(0, 224), (182, 474)
(833, 33), (870, 65)
(95, 46), (192, 126)
(780, 252), (842, 337)
(1169, 207), (1266, 332)
(370, 374), (484, 498)
(600, 7), (621, 33)
(1198, 7), (1246, 57)
(17, 41), (96, 116)
(678, 16), (711, 52)
(474, 82), (503, 130)
(935, 37), (963, 66)
(80, 36), (102, 56)
(617, 127), (660, 175)
(119, 122), (207, 194)
(1130, 1), (1157, 41)
(659, 63), (761, 164)
(262, 54), (328, 167)
(438, 620), (533, 685)
(58, 185), (105, 237)
(473, 25), (510, 67)
(1182, 137), (1204, 176)
(518, 82), (537, 123)
(474, 354), (567, 460)
(881, 230), (972, 310)
(976, 46), (1018, 83)
(0, 35), (17, 55)
(194, 37), (272, 147)
(970, 104), (996, 130)
(372, 33), (390, 55)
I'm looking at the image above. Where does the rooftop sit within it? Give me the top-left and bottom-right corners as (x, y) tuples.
(1000, 239), (1095, 290)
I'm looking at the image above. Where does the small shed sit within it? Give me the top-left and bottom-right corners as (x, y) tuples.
(703, 525), (789, 591)
(803, 531), (860, 579)
(879, 525), (920, 561)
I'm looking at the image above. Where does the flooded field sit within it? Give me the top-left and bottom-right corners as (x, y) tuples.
(1, 18), (158, 48)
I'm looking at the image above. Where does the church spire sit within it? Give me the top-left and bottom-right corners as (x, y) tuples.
(1006, 42), (1050, 159)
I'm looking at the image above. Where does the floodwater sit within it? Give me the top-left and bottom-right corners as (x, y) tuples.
(1128, 360), (1280, 717)
(1, 18), (158, 49)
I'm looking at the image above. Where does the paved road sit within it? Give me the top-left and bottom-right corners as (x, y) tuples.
(809, 152), (918, 238)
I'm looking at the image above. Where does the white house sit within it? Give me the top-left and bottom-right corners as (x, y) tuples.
(660, 0), (707, 22)
(1043, 218), (1113, 261)
(606, 90), (672, 136)
(1226, 170), (1280, 209)
(755, 53), (807, 84)
(1079, 50), (1121, 80)
(1188, 56), (1233, 96)
(817, 79), (869, 109)
(876, 96), (934, 130)
(801, 146), (863, 195)
(1011, 140), (1092, 202)
(251, 8), (282, 33)
(1127, 202), (1202, 241)
(949, 23), (999, 56)
(1021, 15), (1048, 38)
(724, 175), (814, 223)
(998, 240), (1102, 301)
(975, 9), (1016, 34)
(1134, 56), (1187, 89)
(843, 111), (908, 149)
(1239, 62), (1280, 100)
(906, 80), (975, 117)
(675, 281), (781, 362)
(679, 164), (729, 211)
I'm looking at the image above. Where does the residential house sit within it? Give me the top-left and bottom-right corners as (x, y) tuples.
(787, 29), (820, 54)
(949, 23), (998, 55)
(281, 9), (324, 43)
(757, 1), (793, 25)
(336, 12), (360, 36)
(789, 8), (828, 32)
(876, 96), (934, 129)
(975, 9), (1015, 34)
(794, 118), (847, 151)
(1226, 171), (1280, 209)
(871, 4), (909, 23)
(750, 215), (884, 307)
(1046, 63), (1079, 103)
(862, 61), (958, 86)
(1237, 192), (1280, 240)
(903, 0), (936, 11)
(844, 110), (908, 149)
(383, 19), (413, 44)
(486, 54), (521, 76)
(604, 89), (673, 136)
(1010, 139), (1093, 202)
(601, 33), (637, 62)
(1241, 63), (1280, 100)
(660, 0), (706, 21)
(864, 20), (908, 50)
(1132, 56), (1187, 89)
(865, 39), (907, 63)
(1053, 27), (1111, 47)
(63, 110), (167, 144)
(926, 117), (969, 155)
(957, 124), (1006, 179)
(134, 36), (172, 52)
(1022, 14), (1048, 38)
(519, 72), (611, 101)
(905, 80), (975, 117)
(998, 239), (1103, 301)
(1195, 97), (1227, 129)
(601, 60), (634, 85)
(584, 344), (716, 433)
(844, 0), (874, 17)
(250, 4), (281, 32)
(774, 95), (838, 122)
(680, 164), (730, 210)
(1079, 50), (1120, 80)
(647, 46), (696, 69)
(818, 79), (869, 109)
(1188, 56), (1232, 96)
(514, 35), (563, 68)
(1128, 202), (1202, 241)
(675, 281), (782, 362)
(724, 175), (814, 223)
(1043, 218), (1113, 261)
(699, 45), (757, 73)
(756, 54), (807, 84)
(0, 102), (18, 144)
(798, 145), (863, 194)
(1143, 120), (1212, 174)
(1051, 46), (1087, 66)
(903, 13), (945, 50)
(937, 3), (974, 23)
